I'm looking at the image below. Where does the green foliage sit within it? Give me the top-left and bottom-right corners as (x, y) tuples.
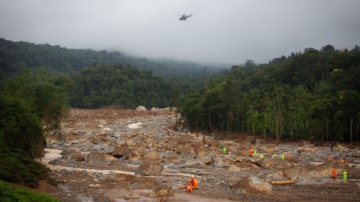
(0, 147), (50, 188)
(0, 70), (69, 156)
(0, 94), (45, 157)
(4, 70), (70, 135)
(70, 63), (173, 109)
(178, 44), (360, 142)
(0, 38), (222, 92)
(0, 180), (59, 202)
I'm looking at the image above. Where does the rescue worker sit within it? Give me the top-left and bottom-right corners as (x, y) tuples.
(185, 185), (193, 192)
(281, 154), (285, 160)
(343, 170), (347, 182)
(272, 153), (277, 159)
(190, 176), (198, 190)
(328, 157), (333, 162)
(286, 153), (291, 160)
(260, 154), (264, 159)
(222, 146), (227, 154)
(330, 165), (336, 179)
(338, 144), (341, 152)
(253, 149), (257, 157)
(249, 147), (253, 157)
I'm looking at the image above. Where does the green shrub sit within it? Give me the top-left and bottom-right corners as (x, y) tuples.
(46, 177), (58, 187)
(0, 180), (59, 202)
(23, 177), (39, 188)
(0, 147), (51, 188)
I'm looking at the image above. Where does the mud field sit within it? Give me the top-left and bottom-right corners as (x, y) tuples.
(34, 108), (360, 202)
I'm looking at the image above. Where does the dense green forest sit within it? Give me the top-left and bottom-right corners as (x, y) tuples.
(0, 70), (67, 195)
(2, 37), (360, 144)
(70, 63), (173, 109)
(178, 45), (360, 143)
(0, 37), (221, 90)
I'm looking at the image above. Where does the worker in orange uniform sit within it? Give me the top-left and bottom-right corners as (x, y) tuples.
(328, 157), (333, 162)
(185, 185), (193, 192)
(286, 153), (291, 160)
(185, 176), (198, 192)
(249, 147), (253, 157)
(190, 176), (198, 190)
(330, 165), (336, 179)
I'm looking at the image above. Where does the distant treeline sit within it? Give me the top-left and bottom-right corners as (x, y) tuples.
(178, 45), (360, 143)
(0, 37), (222, 89)
(69, 63), (173, 109)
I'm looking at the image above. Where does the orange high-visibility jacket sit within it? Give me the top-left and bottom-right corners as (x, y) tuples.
(331, 167), (336, 178)
(249, 149), (253, 156)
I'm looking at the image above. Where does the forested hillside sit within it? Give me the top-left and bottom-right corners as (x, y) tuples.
(69, 63), (173, 109)
(178, 45), (360, 143)
(0, 38), (222, 85)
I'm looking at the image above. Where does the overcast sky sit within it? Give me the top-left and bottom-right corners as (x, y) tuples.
(0, 0), (359, 65)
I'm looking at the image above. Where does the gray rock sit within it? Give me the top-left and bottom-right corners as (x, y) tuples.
(135, 163), (164, 176)
(164, 162), (179, 169)
(88, 152), (106, 164)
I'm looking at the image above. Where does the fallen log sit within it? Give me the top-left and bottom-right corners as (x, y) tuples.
(270, 180), (296, 185)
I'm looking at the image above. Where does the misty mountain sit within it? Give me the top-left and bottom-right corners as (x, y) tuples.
(0, 38), (224, 82)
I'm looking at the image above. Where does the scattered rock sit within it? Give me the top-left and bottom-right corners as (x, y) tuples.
(230, 176), (272, 194)
(136, 106), (147, 111)
(125, 192), (140, 200)
(147, 186), (174, 198)
(69, 153), (85, 162)
(135, 163), (164, 176)
(87, 152), (106, 163)
(112, 145), (129, 158)
(143, 151), (162, 161)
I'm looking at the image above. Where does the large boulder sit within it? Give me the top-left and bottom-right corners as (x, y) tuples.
(135, 163), (164, 176)
(88, 152), (106, 163)
(298, 147), (315, 153)
(230, 176), (272, 194)
(166, 156), (182, 164)
(112, 145), (129, 158)
(263, 146), (278, 153)
(136, 106), (147, 111)
(263, 159), (293, 169)
(195, 146), (207, 158)
(127, 135), (146, 146)
(125, 149), (142, 161)
(147, 186), (174, 198)
(125, 192), (139, 200)
(68, 153), (85, 162)
(143, 151), (161, 161)
(181, 160), (206, 168)
(91, 136), (108, 144)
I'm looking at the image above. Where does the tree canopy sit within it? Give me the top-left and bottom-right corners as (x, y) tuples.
(69, 63), (173, 109)
(178, 45), (360, 143)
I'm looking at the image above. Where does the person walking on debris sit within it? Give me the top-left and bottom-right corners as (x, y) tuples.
(249, 147), (253, 157)
(222, 146), (227, 154)
(343, 170), (348, 182)
(330, 165), (336, 179)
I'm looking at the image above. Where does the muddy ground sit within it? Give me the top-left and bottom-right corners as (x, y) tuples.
(33, 108), (360, 202)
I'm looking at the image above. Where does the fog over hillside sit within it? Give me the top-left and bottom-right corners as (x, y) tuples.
(1, 0), (359, 64)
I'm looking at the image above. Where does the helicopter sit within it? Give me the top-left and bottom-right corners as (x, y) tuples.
(179, 13), (192, 21)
